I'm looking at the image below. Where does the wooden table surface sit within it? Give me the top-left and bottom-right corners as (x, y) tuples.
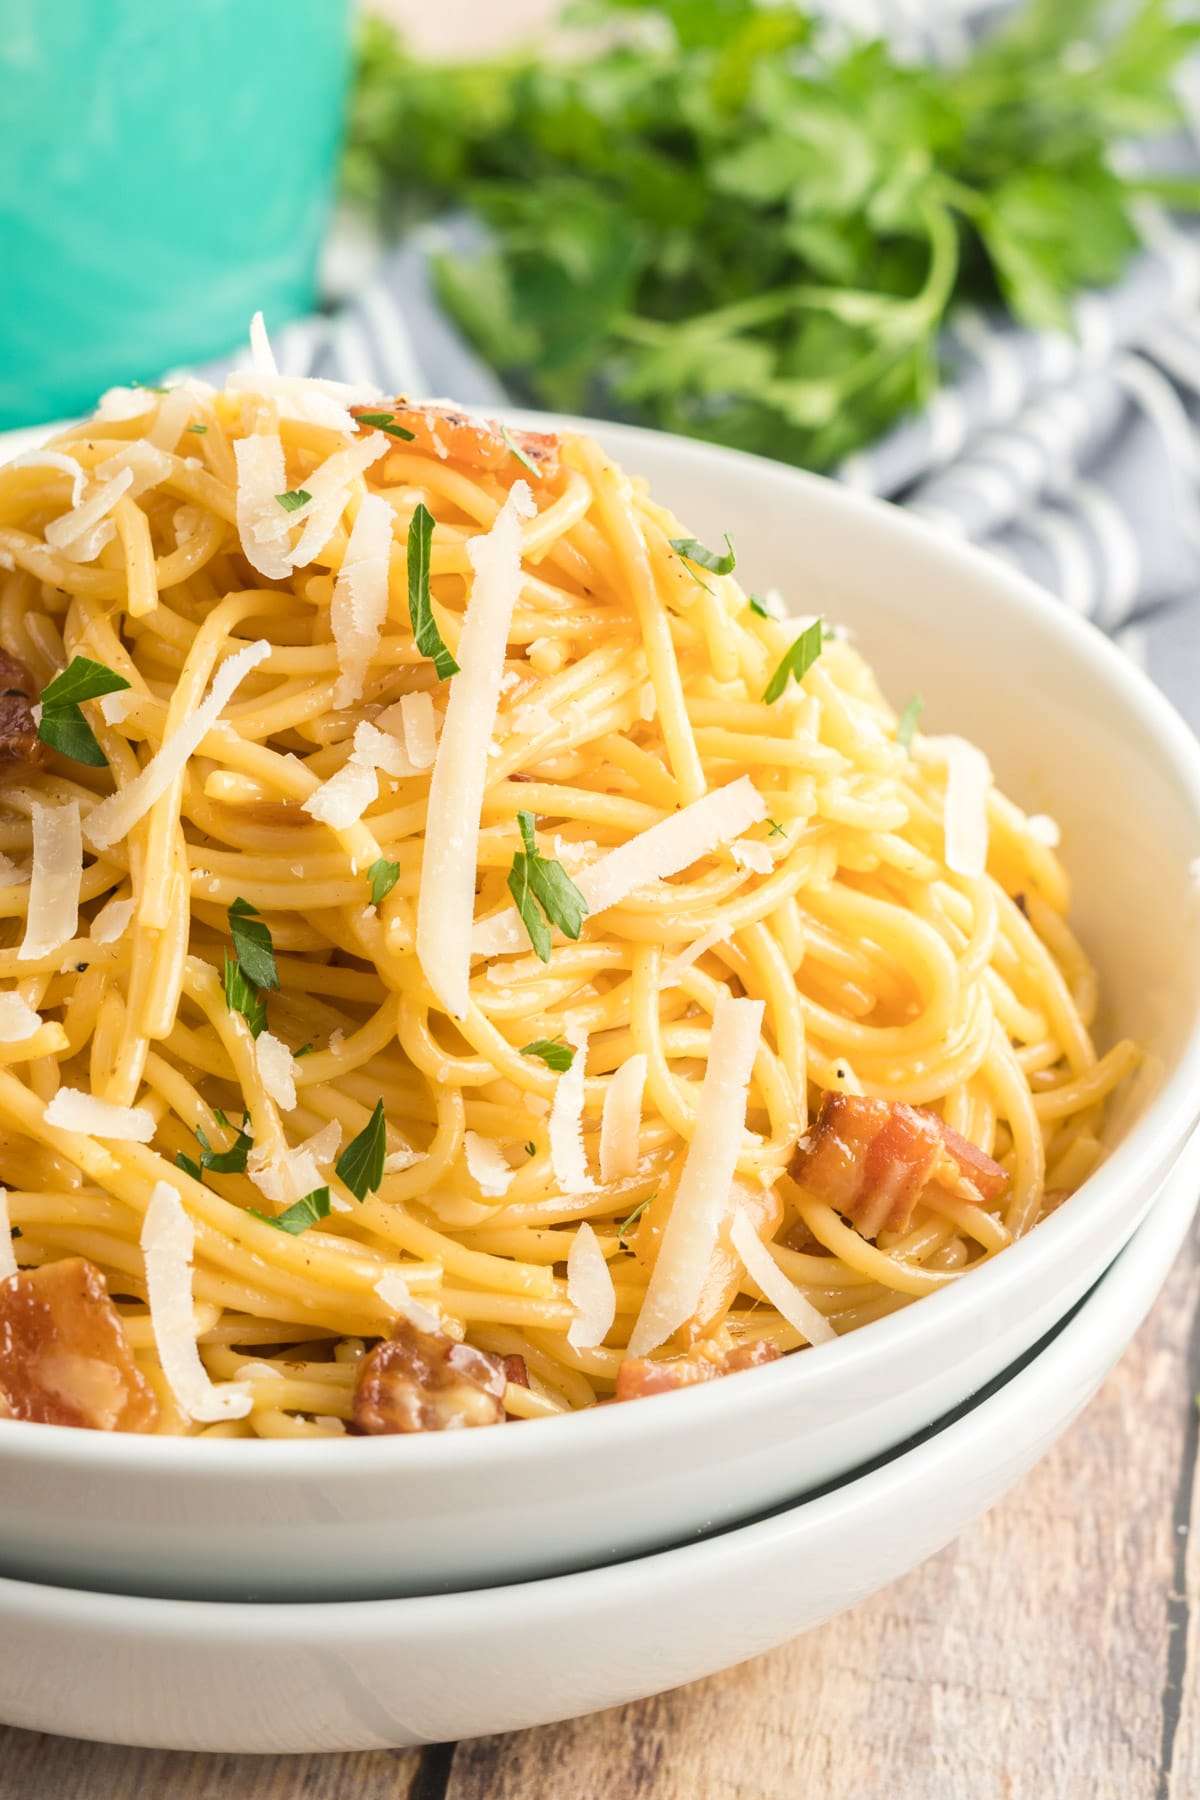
(1, 1207), (1197, 1800)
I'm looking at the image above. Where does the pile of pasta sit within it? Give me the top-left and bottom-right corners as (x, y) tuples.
(0, 320), (1136, 1437)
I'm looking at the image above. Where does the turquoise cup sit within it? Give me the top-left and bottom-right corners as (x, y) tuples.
(0, 0), (353, 428)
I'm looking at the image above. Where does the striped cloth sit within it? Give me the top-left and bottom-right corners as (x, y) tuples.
(203, 22), (1200, 731)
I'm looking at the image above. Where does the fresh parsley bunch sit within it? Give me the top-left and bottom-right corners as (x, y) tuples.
(347, 0), (1200, 469)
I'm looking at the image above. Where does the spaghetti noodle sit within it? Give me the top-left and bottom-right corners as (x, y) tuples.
(0, 327), (1136, 1437)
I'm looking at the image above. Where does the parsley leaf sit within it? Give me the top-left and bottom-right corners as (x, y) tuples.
(347, 4), (1200, 473)
(335, 1098), (387, 1201)
(294, 1042), (315, 1058)
(223, 948), (267, 1038)
(175, 1151), (205, 1183)
(367, 857), (400, 904)
(37, 656), (131, 768)
(276, 489), (311, 513)
(357, 411), (417, 441)
(748, 593), (770, 618)
(896, 693), (924, 753)
(175, 1112), (254, 1186)
(406, 503), (459, 680)
(249, 1187), (331, 1235)
(670, 534), (736, 577)
(500, 423), (540, 477)
(228, 898), (278, 992)
(506, 811), (589, 962)
(763, 620), (824, 704)
(187, 423), (208, 435)
(766, 818), (785, 837)
(520, 1037), (575, 1072)
(524, 1139), (537, 1156)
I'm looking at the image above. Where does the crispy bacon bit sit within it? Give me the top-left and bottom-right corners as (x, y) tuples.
(351, 399), (560, 482)
(615, 1338), (780, 1402)
(352, 1319), (507, 1434)
(0, 648), (42, 777)
(790, 1093), (1008, 1240)
(502, 1351), (530, 1422)
(0, 1257), (158, 1431)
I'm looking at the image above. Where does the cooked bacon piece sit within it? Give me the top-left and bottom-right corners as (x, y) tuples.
(502, 1351), (530, 1422)
(940, 1122), (1009, 1203)
(615, 1338), (780, 1403)
(0, 648), (42, 777)
(789, 1093), (1008, 1240)
(0, 1257), (158, 1431)
(352, 1319), (507, 1434)
(352, 399), (560, 482)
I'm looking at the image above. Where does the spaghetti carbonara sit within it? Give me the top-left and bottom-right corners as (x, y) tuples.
(0, 320), (1136, 1438)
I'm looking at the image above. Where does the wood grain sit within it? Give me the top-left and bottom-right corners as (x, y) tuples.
(2, 1215), (1197, 1800)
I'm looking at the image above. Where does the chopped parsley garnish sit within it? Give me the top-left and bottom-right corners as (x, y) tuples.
(500, 423), (540, 477)
(367, 857), (400, 905)
(766, 818), (785, 837)
(507, 810), (588, 961)
(228, 898), (278, 992)
(617, 1198), (652, 1245)
(524, 1140), (537, 1156)
(896, 693), (924, 754)
(275, 488), (311, 513)
(249, 1187), (331, 1235)
(176, 1112), (254, 1184)
(223, 950), (267, 1038)
(294, 1042), (315, 1058)
(406, 502), (459, 681)
(131, 380), (170, 394)
(670, 534), (736, 577)
(763, 618), (824, 704)
(748, 593), (771, 618)
(37, 655), (131, 768)
(520, 1037), (575, 1073)
(186, 423), (208, 435)
(357, 411), (417, 441)
(336, 1098), (387, 1201)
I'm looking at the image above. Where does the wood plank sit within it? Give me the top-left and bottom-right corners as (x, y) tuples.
(447, 1217), (1200, 1800)
(0, 1733), (428, 1799)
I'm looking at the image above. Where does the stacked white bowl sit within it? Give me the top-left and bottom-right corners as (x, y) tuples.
(3, 423), (1200, 1753)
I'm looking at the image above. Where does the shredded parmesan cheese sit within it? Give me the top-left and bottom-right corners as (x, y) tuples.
(287, 432), (390, 570)
(729, 1209), (836, 1346)
(142, 1183), (252, 1422)
(255, 1031), (298, 1112)
(463, 1130), (514, 1197)
(549, 1025), (593, 1193)
(0, 992), (41, 1042)
(374, 1272), (440, 1334)
(566, 1221), (616, 1350)
(249, 310), (278, 377)
(233, 431), (292, 579)
(1026, 812), (1061, 848)
(302, 718), (418, 830)
(731, 837), (773, 875)
(417, 480), (535, 1018)
(933, 735), (991, 879)
(384, 1147), (424, 1174)
(45, 1087), (155, 1142)
(473, 775), (766, 957)
(398, 691), (438, 768)
(19, 799), (82, 962)
(95, 386), (155, 423)
(627, 994), (764, 1357)
(661, 922), (732, 989)
(331, 492), (394, 708)
(90, 894), (135, 946)
(98, 689), (132, 726)
(44, 464), (134, 557)
(0, 1189), (15, 1283)
(86, 640), (271, 851)
(599, 1053), (647, 1183)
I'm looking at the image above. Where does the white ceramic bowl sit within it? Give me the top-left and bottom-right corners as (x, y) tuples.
(1, 1123), (1195, 1755)
(3, 419), (1200, 1602)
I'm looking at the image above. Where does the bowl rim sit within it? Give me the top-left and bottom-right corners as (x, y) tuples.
(4, 412), (1200, 1475)
(2, 1116), (1195, 1628)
